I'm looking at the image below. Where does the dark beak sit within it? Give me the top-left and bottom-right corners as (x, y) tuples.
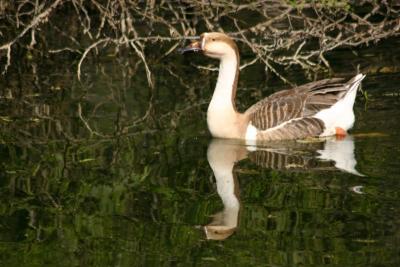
(178, 40), (202, 54)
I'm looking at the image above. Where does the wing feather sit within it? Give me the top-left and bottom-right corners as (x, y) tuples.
(245, 77), (359, 131)
(256, 117), (325, 141)
(247, 95), (306, 130)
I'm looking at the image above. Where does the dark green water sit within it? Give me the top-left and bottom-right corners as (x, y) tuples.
(0, 36), (400, 266)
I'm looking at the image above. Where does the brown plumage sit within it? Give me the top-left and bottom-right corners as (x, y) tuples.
(181, 32), (365, 141)
(246, 78), (353, 130)
(255, 117), (325, 141)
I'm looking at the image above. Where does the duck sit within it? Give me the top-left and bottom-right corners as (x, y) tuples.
(180, 32), (366, 142)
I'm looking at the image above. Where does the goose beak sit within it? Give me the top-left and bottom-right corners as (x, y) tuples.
(178, 40), (202, 54)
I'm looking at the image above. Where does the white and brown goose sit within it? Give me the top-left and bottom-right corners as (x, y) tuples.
(180, 32), (365, 142)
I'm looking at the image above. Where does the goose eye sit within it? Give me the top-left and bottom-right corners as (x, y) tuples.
(212, 38), (216, 41)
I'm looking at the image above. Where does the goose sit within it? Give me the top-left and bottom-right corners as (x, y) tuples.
(180, 32), (365, 142)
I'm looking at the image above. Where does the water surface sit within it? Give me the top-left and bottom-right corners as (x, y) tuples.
(0, 36), (400, 266)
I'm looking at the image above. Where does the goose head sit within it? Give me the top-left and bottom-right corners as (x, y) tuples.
(180, 32), (238, 60)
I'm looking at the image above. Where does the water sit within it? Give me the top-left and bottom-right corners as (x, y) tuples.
(0, 36), (400, 266)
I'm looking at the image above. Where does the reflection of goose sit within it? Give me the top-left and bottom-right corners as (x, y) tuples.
(181, 32), (365, 141)
(317, 135), (363, 176)
(204, 136), (362, 240)
(204, 140), (245, 240)
(249, 136), (363, 175)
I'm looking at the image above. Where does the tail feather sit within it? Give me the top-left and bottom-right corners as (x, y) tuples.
(305, 73), (365, 114)
(349, 73), (366, 84)
(313, 73), (366, 136)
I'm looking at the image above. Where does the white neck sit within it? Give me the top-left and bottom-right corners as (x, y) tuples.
(207, 51), (240, 138)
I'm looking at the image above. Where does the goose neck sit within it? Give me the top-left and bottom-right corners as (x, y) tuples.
(207, 49), (244, 139)
(211, 53), (239, 112)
